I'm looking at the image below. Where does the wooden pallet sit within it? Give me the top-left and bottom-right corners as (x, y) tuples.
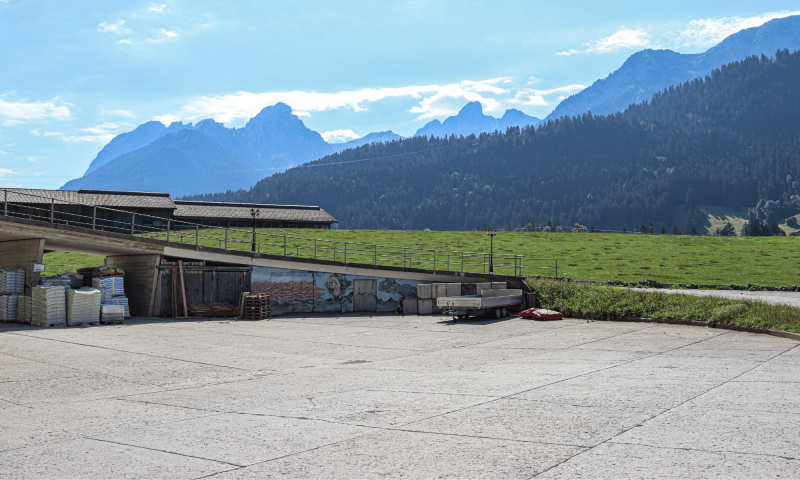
(239, 293), (271, 320)
(100, 319), (124, 325)
(188, 301), (238, 317)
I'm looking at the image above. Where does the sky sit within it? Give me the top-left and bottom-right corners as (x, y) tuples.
(1, 0), (799, 189)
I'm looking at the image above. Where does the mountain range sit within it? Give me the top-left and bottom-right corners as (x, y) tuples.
(547, 15), (800, 119)
(62, 15), (800, 202)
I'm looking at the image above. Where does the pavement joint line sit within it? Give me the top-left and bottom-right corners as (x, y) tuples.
(363, 388), (506, 399)
(394, 327), (725, 441)
(0, 349), (163, 389)
(5, 331), (256, 373)
(84, 437), (245, 468)
(0, 396), (33, 409)
(605, 440), (800, 461)
(530, 336), (796, 478)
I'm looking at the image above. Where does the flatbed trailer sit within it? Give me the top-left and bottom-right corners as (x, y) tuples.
(436, 290), (523, 320)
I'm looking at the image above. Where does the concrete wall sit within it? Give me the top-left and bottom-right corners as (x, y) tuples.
(0, 238), (45, 295)
(251, 266), (419, 315)
(105, 254), (161, 317)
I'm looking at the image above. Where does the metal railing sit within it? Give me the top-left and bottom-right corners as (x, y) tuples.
(1, 189), (563, 277)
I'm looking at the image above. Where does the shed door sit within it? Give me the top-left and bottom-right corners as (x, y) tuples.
(353, 279), (377, 312)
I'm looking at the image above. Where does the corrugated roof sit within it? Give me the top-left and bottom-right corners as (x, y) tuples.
(173, 200), (337, 223)
(2, 189), (176, 209)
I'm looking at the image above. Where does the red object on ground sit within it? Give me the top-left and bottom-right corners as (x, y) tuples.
(519, 308), (564, 320)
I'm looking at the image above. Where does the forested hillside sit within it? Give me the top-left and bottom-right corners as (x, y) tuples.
(184, 50), (800, 231)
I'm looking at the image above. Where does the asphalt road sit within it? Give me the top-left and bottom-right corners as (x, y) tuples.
(1, 313), (798, 478)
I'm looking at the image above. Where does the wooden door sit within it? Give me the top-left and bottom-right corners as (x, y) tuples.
(353, 279), (377, 312)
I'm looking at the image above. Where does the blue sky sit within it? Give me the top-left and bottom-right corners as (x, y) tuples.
(1, 0), (799, 189)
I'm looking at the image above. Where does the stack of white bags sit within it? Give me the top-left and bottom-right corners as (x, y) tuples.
(93, 277), (125, 295)
(0, 294), (21, 321)
(66, 288), (101, 326)
(32, 286), (66, 327)
(16, 296), (31, 324)
(0, 268), (25, 295)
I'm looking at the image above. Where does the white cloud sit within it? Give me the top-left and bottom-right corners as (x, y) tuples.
(0, 169), (20, 177)
(201, 22), (216, 28)
(30, 130), (63, 137)
(61, 122), (126, 143)
(155, 78), (513, 124)
(5, 143), (16, 147)
(322, 130), (361, 143)
(679, 11), (800, 48)
(527, 76), (541, 85)
(159, 28), (179, 38)
(26, 157), (37, 162)
(558, 28), (650, 56)
(62, 135), (116, 143)
(0, 99), (71, 126)
(508, 85), (587, 106)
(118, 39), (132, 45)
(98, 20), (127, 34)
(102, 109), (136, 118)
(0, 150), (6, 154)
(150, 4), (167, 13)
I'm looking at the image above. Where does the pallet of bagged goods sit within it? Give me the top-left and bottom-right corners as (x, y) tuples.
(0, 268), (25, 295)
(0, 294), (21, 322)
(66, 288), (101, 326)
(78, 267), (125, 288)
(31, 286), (66, 327)
(16, 296), (31, 324)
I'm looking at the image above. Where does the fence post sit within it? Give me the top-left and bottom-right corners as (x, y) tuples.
(194, 225), (198, 246)
(314, 239), (317, 259)
(555, 259), (558, 278)
(3, 189), (6, 216)
(224, 227), (227, 250)
(344, 242), (347, 263)
(92, 206), (96, 229)
(166, 220), (170, 242)
(374, 245), (377, 266)
(433, 250), (436, 272)
(514, 255), (517, 276)
(461, 252), (464, 273)
(131, 214), (135, 235)
(50, 198), (54, 223)
(483, 255), (486, 273)
(404, 248), (407, 268)
(283, 236), (287, 257)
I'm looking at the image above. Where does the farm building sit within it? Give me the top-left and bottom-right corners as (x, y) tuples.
(1, 188), (337, 231)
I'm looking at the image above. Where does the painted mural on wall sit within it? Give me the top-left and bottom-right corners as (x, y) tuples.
(252, 266), (419, 314)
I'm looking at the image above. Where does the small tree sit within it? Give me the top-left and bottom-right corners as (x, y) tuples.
(660, 226), (667, 235)
(720, 222), (736, 236)
(691, 227), (698, 235)
(672, 226), (681, 235)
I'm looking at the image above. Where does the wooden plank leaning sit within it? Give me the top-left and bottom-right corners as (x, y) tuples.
(178, 260), (189, 318)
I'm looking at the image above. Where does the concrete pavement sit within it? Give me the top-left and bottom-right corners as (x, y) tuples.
(1, 314), (798, 478)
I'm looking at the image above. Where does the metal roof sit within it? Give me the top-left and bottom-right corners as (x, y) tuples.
(2, 189), (176, 209)
(173, 200), (337, 223)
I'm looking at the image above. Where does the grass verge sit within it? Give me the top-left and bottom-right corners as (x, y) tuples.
(529, 278), (800, 334)
(42, 251), (104, 275)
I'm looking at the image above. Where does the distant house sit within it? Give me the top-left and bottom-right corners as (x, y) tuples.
(2, 188), (337, 231)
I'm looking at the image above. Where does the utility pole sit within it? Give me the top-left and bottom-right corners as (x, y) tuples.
(250, 208), (260, 253)
(487, 229), (497, 274)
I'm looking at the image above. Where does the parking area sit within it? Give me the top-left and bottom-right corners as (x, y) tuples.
(1, 313), (799, 478)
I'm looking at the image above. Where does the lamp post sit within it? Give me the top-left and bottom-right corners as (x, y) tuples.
(487, 229), (497, 274)
(250, 208), (260, 252)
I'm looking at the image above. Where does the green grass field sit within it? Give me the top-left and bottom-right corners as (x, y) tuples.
(44, 228), (800, 286)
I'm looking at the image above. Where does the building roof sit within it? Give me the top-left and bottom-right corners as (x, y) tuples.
(3, 188), (176, 209)
(173, 200), (337, 224)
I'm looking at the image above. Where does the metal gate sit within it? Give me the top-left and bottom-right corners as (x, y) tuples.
(353, 279), (377, 312)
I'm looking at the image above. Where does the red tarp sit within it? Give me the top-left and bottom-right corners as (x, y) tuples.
(519, 308), (564, 320)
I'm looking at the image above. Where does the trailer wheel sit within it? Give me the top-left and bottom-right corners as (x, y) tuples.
(494, 308), (502, 319)
(501, 307), (508, 317)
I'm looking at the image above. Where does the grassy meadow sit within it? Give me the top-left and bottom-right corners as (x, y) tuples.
(43, 228), (799, 286)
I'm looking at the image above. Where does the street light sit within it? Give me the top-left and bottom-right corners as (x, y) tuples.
(250, 208), (260, 252)
(487, 229), (497, 274)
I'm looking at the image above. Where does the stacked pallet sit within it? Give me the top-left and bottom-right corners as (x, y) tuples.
(100, 305), (124, 324)
(16, 296), (31, 324)
(31, 286), (66, 327)
(240, 294), (270, 320)
(0, 294), (21, 322)
(107, 296), (130, 318)
(66, 288), (101, 326)
(0, 268), (25, 295)
(78, 267), (125, 288)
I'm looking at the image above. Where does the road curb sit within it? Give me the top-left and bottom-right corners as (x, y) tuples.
(567, 314), (800, 342)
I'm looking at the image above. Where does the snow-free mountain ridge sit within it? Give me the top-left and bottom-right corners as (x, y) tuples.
(547, 15), (800, 120)
(414, 102), (541, 137)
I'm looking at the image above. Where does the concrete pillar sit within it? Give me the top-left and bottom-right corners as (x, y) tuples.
(0, 238), (45, 295)
(105, 254), (161, 317)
